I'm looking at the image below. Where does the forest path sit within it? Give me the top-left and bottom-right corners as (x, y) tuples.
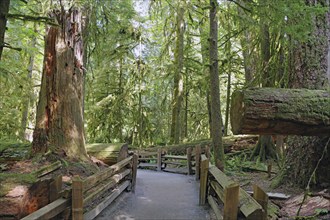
(95, 169), (214, 220)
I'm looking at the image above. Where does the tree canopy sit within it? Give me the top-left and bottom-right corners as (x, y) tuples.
(0, 0), (329, 172)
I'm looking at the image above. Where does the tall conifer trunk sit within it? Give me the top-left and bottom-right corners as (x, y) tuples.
(20, 27), (37, 141)
(251, 12), (277, 161)
(209, 0), (224, 168)
(170, 5), (185, 144)
(32, 9), (88, 160)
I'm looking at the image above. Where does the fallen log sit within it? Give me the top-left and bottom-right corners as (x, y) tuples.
(230, 88), (330, 136)
(86, 143), (128, 165)
(141, 135), (258, 155)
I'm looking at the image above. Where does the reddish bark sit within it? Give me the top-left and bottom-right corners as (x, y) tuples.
(32, 9), (88, 160)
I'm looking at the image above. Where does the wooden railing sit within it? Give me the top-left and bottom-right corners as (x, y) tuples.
(199, 154), (268, 220)
(137, 145), (210, 175)
(22, 154), (138, 220)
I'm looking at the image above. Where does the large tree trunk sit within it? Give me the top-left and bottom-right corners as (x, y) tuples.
(283, 0), (330, 187)
(209, 0), (225, 168)
(0, 0), (10, 60)
(170, 5), (185, 144)
(32, 9), (88, 160)
(230, 88), (330, 136)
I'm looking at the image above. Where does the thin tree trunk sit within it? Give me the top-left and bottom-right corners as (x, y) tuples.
(260, 23), (272, 87)
(118, 57), (124, 142)
(198, 11), (212, 138)
(138, 35), (143, 148)
(138, 65), (143, 148)
(0, 0), (10, 60)
(20, 25), (37, 141)
(183, 69), (189, 139)
(254, 6), (277, 161)
(237, 0), (254, 82)
(206, 91), (212, 138)
(170, 6), (185, 144)
(224, 11), (232, 136)
(224, 71), (231, 136)
(209, 0), (224, 168)
(32, 9), (88, 160)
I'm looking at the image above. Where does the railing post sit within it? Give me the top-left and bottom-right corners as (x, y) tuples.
(157, 148), (162, 171)
(131, 154), (138, 192)
(267, 161), (272, 178)
(49, 175), (62, 202)
(199, 155), (209, 205)
(224, 183), (239, 220)
(72, 175), (83, 220)
(186, 147), (192, 175)
(195, 145), (201, 180)
(253, 184), (268, 220)
(205, 145), (211, 159)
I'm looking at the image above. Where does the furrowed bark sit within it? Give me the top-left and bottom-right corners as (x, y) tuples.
(230, 88), (330, 136)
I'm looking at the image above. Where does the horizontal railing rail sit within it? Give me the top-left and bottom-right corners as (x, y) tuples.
(137, 145), (210, 175)
(21, 154), (138, 220)
(199, 154), (267, 220)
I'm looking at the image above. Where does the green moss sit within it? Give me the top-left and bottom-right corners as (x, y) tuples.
(0, 140), (31, 153)
(271, 169), (286, 189)
(0, 173), (37, 197)
(268, 201), (280, 219)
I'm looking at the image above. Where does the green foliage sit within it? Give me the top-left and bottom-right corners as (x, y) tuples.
(0, 0), (45, 141)
(1, 0), (328, 152)
(314, 208), (328, 216)
(0, 140), (30, 155)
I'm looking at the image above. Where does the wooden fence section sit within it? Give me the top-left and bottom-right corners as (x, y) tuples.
(137, 145), (210, 175)
(22, 154), (138, 220)
(199, 155), (266, 220)
(137, 150), (160, 170)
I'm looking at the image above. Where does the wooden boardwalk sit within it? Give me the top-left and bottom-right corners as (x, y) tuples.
(95, 169), (214, 220)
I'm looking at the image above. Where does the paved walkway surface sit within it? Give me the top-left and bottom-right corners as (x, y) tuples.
(95, 169), (213, 220)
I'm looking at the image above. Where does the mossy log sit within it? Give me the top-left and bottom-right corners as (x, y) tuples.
(138, 136), (257, 156)
(86, 143), (128, 165)
(230, 88), (330, 136)
(151, 135), (257, 155)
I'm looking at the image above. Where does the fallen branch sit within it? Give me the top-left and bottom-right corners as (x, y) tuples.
(240, 165), (277, 174)
(7, 13), (57, 25)
(2, 42), (22, 51)
(246, 191), (290, 200)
